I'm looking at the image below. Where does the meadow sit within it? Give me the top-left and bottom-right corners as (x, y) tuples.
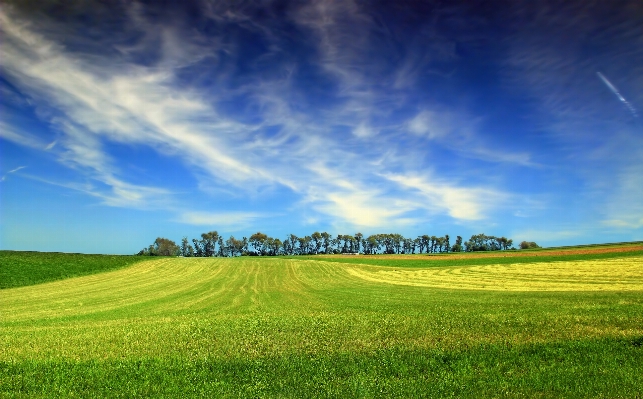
(0, 251), (143, 289)
(1, 245), (642, 397)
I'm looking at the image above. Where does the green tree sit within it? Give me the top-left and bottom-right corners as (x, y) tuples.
(249, 232), (268, 255)
(152, 237), (179, 256)
(520, 241), (540, 249)
(311, 232), (323, 254)
(321, 232), (332, 254)
(451, 236), (463, 252)
(226, 236), (245, 257)
(200, 231), (219, 257)
(354, 232), (363, 254)
(180, 237), (193, 257)
(217, 236), (225, 257)
(192, 239), (204, 257)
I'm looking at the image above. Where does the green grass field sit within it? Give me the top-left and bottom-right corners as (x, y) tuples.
(0, 251), (143, 289)
(1, 247), (642, 397)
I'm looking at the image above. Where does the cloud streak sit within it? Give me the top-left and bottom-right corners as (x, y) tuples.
(596, 72), (638, 118)
(1, 166), (26, 182)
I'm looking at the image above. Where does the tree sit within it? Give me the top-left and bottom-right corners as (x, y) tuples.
(303, 235), (313, 255)
(341, 235), (355, 253)
(200, 231), (219, 257)
(299, 236), (312, 255)
(435, 236), (445, 253)
(430, 236), (437, 253)
(152, 237), (179, 256)
(192, 239), (204, 257)
(330, 236), (340, 254)
(418, 235), (430, 254)
(268, 238), (282, 256)
(520, 241), (540, 249)
(354, 232), (363, 254)
(451, 236), (463, 252)
(180, 237), (194, 257)
(217, 236), (225, 257)
(249, 232), (268, 255)
(287, 234), (299, 255)
(403, 238), (415, 254)
(311, 232), (323, 254)
(321, 232), (332, 254)
(364, 235), (379, 254)
(226, 236), (245, 257)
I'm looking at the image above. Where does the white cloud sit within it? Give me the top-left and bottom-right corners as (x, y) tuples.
(0, 7), (269, 202)
(353, 122), (375, 138)
(177, 212), (268, 229)
(0, 2), (540, 232)
(314, 190), (415, 228)
(407, 110), (449, 139)
(382, 173), (509, 221)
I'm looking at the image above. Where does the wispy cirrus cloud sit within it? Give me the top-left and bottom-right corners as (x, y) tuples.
(0, 1), (569, 236)
(0, 120), (50, 150)
(405, 109), (536, 166)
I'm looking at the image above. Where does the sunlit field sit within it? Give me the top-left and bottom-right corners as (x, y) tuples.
(1, 246), (642, 397)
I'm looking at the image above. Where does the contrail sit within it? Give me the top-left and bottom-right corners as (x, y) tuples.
(0, 166), (26, 182)
(597, 72), (638, 118)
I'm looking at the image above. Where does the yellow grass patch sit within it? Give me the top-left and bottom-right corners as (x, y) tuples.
(344, 256), (643, 291)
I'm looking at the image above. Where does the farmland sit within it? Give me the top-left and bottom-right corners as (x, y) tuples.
(1, 245), (642, 397)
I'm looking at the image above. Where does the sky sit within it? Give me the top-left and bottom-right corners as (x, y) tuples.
(1, 0), (642, 254)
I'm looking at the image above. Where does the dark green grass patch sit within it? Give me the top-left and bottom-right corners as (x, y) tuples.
(2, 337), (641, 398)
(303, 249), (643, 268)
(0, 251), (144, 289)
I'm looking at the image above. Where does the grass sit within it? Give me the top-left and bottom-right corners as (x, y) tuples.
(300, 242), (643, 268)
(3, 338), (642, 398)
(298, 248), (643, 268)
(0, 251), (144, 289)
(1, 248), (643, 397)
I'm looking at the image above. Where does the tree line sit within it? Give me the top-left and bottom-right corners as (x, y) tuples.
(137, 232), (536, 257)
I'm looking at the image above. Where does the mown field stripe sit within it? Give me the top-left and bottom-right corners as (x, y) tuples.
(340, 256), (643, 291)
(304, 248), (643, 268)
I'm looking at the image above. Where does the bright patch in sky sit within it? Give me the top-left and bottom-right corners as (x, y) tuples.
(1, 1), (641, 253)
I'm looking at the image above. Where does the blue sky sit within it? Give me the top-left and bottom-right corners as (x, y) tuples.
(1, 0), (642, 254)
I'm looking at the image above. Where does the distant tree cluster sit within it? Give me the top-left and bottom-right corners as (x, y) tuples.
(519, 241), (541, 250)
(137, 231), (524, 257)
(137, 237), (180, 256)
(463, 233), (514, 252)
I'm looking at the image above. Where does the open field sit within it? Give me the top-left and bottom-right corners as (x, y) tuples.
(1, 247), (643, 397)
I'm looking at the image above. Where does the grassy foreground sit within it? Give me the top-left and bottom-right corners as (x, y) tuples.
(1, 249), (642, 397)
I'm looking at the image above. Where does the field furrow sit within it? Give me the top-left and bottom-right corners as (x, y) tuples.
(344, 256), (643, 291)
